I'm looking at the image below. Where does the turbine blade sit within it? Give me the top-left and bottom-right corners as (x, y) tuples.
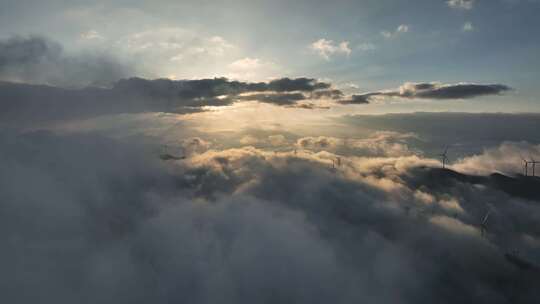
(482, 211), (491, 224)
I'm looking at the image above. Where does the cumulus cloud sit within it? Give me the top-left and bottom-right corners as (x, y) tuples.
(182, 137), (212, 154)
(239, 135), (261, 145)
(1, 126), (540, 304)
(463, 22), (474, 31)
(296, 132), (419, 157)
(0, 35), (132, 87)
(447, 0), (475, 10)
(453, 142), (540, 176)
(227, 57), (279, 81)
(268, 134), (287, 146)
(237, 132), (293, 149)
(397, 24), (410, 33)
(310, 39), (351, 60)
(80, 30), (104, 41)
(296, 136), (340, 150)
(227, 57), (279, 75)
(381, 24), (410, 38)
(357, 42), (377, 51)
(110, 27), (241, 79)
(119, 28), (234, 61)
(0, 131), (351, 303)
(229, 57), (263, 70)
(353, 82), (512, 102)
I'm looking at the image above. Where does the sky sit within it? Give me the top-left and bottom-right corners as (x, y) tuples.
(2, 1), (540, 303)
(1, 0), (539, 113)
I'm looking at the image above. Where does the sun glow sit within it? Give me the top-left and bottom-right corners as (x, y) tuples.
(183, 101), (340, 134)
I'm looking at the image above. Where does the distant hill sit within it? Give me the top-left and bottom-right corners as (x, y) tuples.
(405, 167), (540, 202)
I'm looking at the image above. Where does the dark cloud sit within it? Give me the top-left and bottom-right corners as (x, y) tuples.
(235, 86), (347, 107)
(267, 81), (512, 106)
(0, 35), (61, 66)
(112, 77), (332, 101)
(336, 94), (372, 104)
(239, 92), (306, 105)
(353, 82), (512, 102)
(0, 35), (132, 87)
(265, 77), (331, 92)
(291, 103), (331, 110)
(310, 89), (344, 100)
(0, 76), (334, 126)
(405, 83), (512, 99)
(0, 80), (210, 126)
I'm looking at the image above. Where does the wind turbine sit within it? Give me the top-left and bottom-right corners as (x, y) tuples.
(529, 157), (539, 177)
(480, 210), (491, 238)
(439, 147), (449, 169)
(404, 205), (411, 216)
(521, 157), (530, 176)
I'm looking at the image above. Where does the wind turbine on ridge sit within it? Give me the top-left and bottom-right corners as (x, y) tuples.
(439, 146), (449, 169)
(529, 156), (539, 177)
(521, 157), (530, 176)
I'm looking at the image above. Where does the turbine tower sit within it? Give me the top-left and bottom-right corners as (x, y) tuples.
(439, 147), (449, 169)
